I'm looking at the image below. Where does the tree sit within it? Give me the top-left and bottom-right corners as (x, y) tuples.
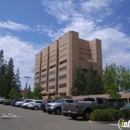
(13, 68), (21, 91)
(5, 58), (15, 98)
(86, 65), (104, 94)
(34, 85), (42, 99)
(8, 88), (21, 100)
(26, 90), (34, 99)
(70, 66), (87, 96)
(102, 63), (130, 99)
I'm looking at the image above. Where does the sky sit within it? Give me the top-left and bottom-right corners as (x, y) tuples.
(0, 0), (130, 91)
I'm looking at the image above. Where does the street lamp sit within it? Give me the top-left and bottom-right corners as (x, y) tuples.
(24, 76), (31, 98)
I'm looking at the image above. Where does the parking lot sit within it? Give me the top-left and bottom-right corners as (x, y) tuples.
(0, 104), (129, 130)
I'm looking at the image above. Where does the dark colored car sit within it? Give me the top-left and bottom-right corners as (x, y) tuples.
(11, 99), (23, 106)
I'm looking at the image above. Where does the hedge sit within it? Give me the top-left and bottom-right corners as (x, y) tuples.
(3, 99), (11, 105)
(90, 108), (123, 121)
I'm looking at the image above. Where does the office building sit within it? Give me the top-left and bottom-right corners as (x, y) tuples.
(34, 31), (102, 97)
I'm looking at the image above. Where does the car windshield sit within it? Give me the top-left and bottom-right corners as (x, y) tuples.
(55, 99), (64, 103)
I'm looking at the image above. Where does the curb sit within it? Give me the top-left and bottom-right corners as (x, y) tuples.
(88, 120), (118, 124)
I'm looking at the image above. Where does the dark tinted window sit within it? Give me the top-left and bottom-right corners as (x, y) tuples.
(49, 70), (55, 75)
(48, 85), (55, 90)
(59, 74), (67, 80)
(42, 87), (46, 91)
(59, 83), (66, 88)
(41, 80), (46, 84)
(97, 98), (103, 104)
(65, 100), (74, 103)
(49, 78), (55, 82)
(84, 98), (95, 102)
(41, 74), (46, 78)
(59, 60), (67, 65)
(59, 66), (67, 72)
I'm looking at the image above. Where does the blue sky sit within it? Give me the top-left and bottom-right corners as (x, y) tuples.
(0, 0), (130, 91)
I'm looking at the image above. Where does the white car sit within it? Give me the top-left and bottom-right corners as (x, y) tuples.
(15, 99), (32, 107)
(22, 100), (34, 109)
(0, 97), (5, 104)
(28, 100), (43, 110)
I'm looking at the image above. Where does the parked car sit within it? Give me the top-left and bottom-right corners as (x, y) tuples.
(47, 99), (75, 115)
(11, 99), (23, 106)
(41, 100), (55, 112)
(0, 97), (5, 104)
(22, 100), (34, 109)
(28, 100), (43, 110)
(120, 103), (130, 110)
(15, 99), (33, 107)
(63, 97), (113, 120)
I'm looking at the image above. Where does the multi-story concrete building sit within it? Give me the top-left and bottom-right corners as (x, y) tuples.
(34, 31), (102, 97)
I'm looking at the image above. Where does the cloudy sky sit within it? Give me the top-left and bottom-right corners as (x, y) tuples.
(0, 0), (130, 91)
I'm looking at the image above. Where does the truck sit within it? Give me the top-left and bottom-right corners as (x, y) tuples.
(63, 97), (113, 120)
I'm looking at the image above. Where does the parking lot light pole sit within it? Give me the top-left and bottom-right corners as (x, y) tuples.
(24, 76), (31, 98)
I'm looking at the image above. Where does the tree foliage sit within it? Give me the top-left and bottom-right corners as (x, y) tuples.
(26, 90), (34, 99)
(34, 85), (42, 99)
(102, 63), (130, 99)
(70, 66), (87, 95)
(0, 50), (21, 98)
(8, 88), (21, 100)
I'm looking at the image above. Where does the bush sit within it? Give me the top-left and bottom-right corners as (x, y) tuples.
(120, 109), (130, 119)
(90, 108), (123, 121)
(3, 99), (11, 105)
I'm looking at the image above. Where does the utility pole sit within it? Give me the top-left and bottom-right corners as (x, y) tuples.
(24, 76), (31, 98)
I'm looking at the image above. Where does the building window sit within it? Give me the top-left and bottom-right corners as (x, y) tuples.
(59, 60), (67, 65)
(59, 74), (67, 80)
(35, 76), (39, 80)
(49, 78), (55, 82)
(41, 80), (46, 84)
(42, 69), (46, 72)
(49, 70), (55, 75)
(50, 65), (56, 69)
(59, 66), (67, 72)
(48, 85), (55, 90)
(35, 72), (39, 75)
(42, 87), (46, 91)
(59, 83), (66, 88)
(41, 74), (46, 78)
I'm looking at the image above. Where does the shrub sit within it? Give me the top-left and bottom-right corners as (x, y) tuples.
(3, 99), (11, 105)
(120, 109), (130, 119)
(90, 108), (123, 121)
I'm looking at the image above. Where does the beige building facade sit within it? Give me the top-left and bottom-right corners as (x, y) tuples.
(34, 31), (102, 97)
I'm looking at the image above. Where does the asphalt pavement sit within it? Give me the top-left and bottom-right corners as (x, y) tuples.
(0, 104), (129, 130)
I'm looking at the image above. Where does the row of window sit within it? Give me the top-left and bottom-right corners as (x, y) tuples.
(59, 74), (67, 80)
(49, 70), (55, 75)
(41, 80), (46, 84)
(35, 76), (39, 80)
(41, 74), (46, 78)
(35, 83), (39, 86)
(41, 83), (66, 91)
(49, 78), (55, 82)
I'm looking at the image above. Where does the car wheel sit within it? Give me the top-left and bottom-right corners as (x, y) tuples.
(71, 115), (77, 119)
(83, 110), (91, 120)
(34, 106), (38, 110)
(63, 113), (68, 116)
(54, 108), (61, 115)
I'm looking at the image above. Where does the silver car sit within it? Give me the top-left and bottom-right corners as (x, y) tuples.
(47, 99), (74, 115)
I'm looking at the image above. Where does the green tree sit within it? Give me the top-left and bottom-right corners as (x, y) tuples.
(34, 85), (42, 99)
(8, 88), (21, 100)
(102, 63), (130, 99)
(13, 68), (21, 91)
(5, 58), (15, 98)
(70, 66), (87, 96)
(86, 65), (104, 94)
(26, 90), (34, 99)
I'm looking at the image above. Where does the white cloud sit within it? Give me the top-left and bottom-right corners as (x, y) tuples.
(42, 0), (75, 23)
(0, 35), (47, 91)
(41, 0), (130, 69)
(0, 20), (30, 31)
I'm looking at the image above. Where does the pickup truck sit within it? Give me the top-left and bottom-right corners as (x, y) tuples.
(47, 98), (75, 115)
(63, 97), (113, 120)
